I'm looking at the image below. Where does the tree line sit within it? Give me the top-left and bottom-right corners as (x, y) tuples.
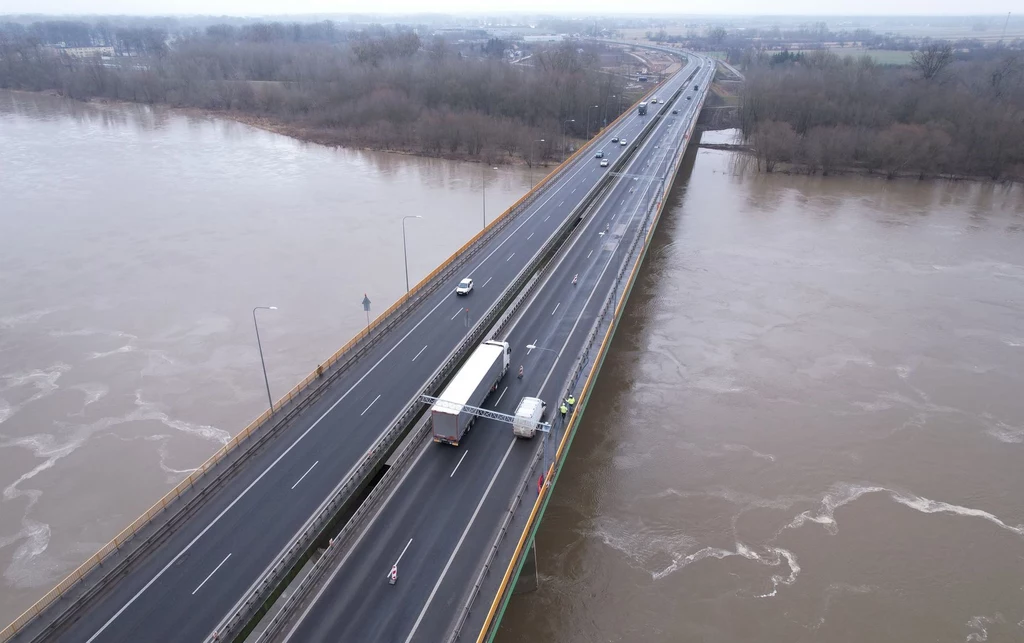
(0, 20), (629, 163)
(739, 47), (1024, 181)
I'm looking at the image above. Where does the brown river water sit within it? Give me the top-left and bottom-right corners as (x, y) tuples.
(3, 90), (1024, 643)
(497, 139), (1024, 643)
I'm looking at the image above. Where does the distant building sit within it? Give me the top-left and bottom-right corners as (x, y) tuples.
(522, 34), (566, 43)
(57, 46), (115, 58)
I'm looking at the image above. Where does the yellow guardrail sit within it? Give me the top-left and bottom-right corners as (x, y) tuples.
(0, 72), (667, 643)
(474, 63), (702, 643)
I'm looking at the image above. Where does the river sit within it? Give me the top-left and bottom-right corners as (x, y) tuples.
(497, 137), (1024, 642)
(0, 89), (532, 625)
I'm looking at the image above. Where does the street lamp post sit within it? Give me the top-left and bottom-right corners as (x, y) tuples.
(585, 104), (599, 139)
(561, 118), (575, 160)
(481, 166), (498, 230)
(401, 215), (422, 293)
(529, 139), (545, 185)
(252, 306), (277, 413)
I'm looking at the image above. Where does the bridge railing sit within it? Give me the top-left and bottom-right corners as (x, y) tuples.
(461, 61), (714, 643)
(0, 78), (656, 643)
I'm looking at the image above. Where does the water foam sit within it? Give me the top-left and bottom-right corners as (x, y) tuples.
(71, 383), (109, 408)
(721, 444), (776, 462)
(1, 363), (72, 404)
(966, 614), (1005, 642)
(87, 344), (138, 359)
(0, 308), (61, 330)
(0, 398), (12, 425)
(985, 421), (1024, 444)
(783, 483), (1024, 539)
(651, 540), (800, 599)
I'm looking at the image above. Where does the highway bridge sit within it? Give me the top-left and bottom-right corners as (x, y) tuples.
(3, 47), (714, 643)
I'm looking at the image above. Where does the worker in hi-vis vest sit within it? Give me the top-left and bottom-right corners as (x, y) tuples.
(559, 403), (568, 419)
(565, 395), (576, 408)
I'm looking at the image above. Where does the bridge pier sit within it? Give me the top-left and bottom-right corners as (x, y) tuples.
(513, 540), (539, 594)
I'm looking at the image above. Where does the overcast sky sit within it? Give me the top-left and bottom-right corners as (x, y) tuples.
(0, 0), (1015, 16)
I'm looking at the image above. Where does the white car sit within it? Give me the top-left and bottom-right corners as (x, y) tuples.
(600, 159), (609, 167)
(456, 278), (474, 295)
(620, 139), (627, 146)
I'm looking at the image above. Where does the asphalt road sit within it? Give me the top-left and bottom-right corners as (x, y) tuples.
(281, 60), (714, 643)
(38, 57), (703, 643)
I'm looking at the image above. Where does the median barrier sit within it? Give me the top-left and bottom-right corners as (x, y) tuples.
(467, 59), (713, 643)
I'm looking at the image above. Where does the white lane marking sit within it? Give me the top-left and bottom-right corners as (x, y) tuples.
(571, 188), (576, 194)
(83, 279), (461, 643)
(495, 386), (508, 406)
(559, 201), (564, 206)
(507, 253), (515, 262)
(451, 309), (463, 321)
(403, 438), (516, 643)
(544, 215), (550, 222)
(394, 538), (414, 567)
(412, 345), (428, 362)
(551, 302), (560, 316)
(527, 232), (534, 240)
(587, 250), (593, 259)
(360, 394), (381, 417)
(449, 451), (469, 478)
(291, 461), (319, 490)
(482, 277), (492, 288)
(192, 554), (231, 596)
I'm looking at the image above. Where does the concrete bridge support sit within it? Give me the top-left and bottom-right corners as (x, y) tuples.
(513, 541), (539, 594)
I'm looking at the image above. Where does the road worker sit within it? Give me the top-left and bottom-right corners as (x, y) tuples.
(566, 395), (576, 408)
(559, 403), (568, 419)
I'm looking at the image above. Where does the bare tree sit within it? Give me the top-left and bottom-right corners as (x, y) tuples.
(911, 43), (953, 81)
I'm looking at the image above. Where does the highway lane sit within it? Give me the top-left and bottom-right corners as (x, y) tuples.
(280, 62), (712, 643)
(40, 58), (701, 643)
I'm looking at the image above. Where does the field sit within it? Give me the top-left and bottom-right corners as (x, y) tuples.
(816, 47), (915, 64)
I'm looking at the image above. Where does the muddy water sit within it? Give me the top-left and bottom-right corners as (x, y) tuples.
(498, 138), (1024, 642)
(0, 90), (532, 624)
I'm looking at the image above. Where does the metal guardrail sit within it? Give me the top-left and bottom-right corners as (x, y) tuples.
(465, 61), (714, 643)
(205, 65), (681, 643)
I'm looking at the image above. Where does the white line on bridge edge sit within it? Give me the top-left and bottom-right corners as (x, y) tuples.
(551, 302), (560, 316)
(495, 386), (508, 406)
(393, 538), (414, 568)
(403, 439), (517, 643)
(412, 345), (428, 362)
(360, 394), (381, 417)
(192, 553), (231, 596)
(291, 461), (319, 490)
(450, 451), (469, 478)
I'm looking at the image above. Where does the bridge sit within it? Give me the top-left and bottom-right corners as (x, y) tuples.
(2, 47), (715, 643)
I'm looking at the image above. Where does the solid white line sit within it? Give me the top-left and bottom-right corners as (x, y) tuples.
(495, 386), (507, 406)
(291, 461), (319, 490)
(360, 394), (381, 417)
(411, 345), (428, 362)
(192, 554), (231, 596)
(403, 439), (516, 643)
(394, 538), (414, 567)
(83, 283), (459, 642)
(551, 302), (560, 315)
(450, 451), (469, 478)
(451, 309), (463, 321)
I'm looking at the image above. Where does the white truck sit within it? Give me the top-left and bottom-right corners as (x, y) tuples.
(512, 396), (546, 438)
(431, 340), (510, 446)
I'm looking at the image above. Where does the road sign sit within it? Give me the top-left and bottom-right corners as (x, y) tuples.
(362, 294), (371, 312)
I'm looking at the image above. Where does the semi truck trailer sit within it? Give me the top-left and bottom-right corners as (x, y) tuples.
(431, 340), (510, 446)
(638, 101), (648, 116)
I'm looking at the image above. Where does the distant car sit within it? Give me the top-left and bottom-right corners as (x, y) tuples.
(651, 97), (658, 104)
(456, 278), (474, 295)
(611, 137), (619, 143)
(686, 95), (692, 100)
(595, 150), (604, 158)
(600, 158), (609, 167)
(620, 139), (627, 146)
(671, 109), (679, 114)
